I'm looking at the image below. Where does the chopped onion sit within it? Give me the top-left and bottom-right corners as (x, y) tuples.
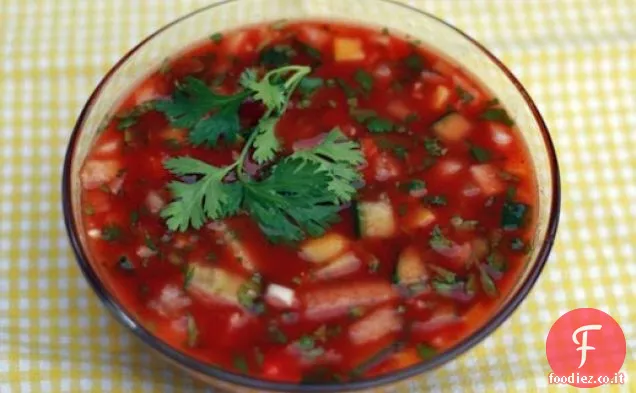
(136, 245), (157, 258)
(87, 228), (101, 239)
(145, 191), (165, 214)
(491, 124), (513, 145)
(265, 284), (297, 308)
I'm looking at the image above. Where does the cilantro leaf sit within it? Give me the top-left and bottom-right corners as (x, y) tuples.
(188, 100), (243, 146)
(292, 129), (365, 202)
(251, 116), (281, 163)
(259, 45), (296, 68)
(366, 116), (395, 133)
(239, 69), (286, 113)
(469, 143), (491, 163)
(155, 77), (248, 146)
(161, 157), (243, 231)
(243, 159), (341, 242)
(424, 137), (447, 157)
(298, 77), (324, 97)
(354, 69), (374, 93)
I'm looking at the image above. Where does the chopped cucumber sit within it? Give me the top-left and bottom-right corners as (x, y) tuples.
(299, 232), (350, 264)
(432, 112), (472, 142)
(354, 196), (397, 238)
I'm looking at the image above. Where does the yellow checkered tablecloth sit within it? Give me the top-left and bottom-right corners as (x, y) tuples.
(0, 0), (634, 392)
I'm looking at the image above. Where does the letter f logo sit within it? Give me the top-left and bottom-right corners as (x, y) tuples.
(572, 324), (602, 368)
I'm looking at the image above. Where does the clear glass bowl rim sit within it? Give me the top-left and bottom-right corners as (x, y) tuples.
(61, 0), (561, 391)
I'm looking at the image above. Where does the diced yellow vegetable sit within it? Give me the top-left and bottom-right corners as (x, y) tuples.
(187, 264), (245, 306)
(356, 197), (397, 238)
(299, 232), (350, 264)
(396, 245), (428, 285)
(334, 37), (365, 62)
(403, 207), (436, 232)
(314, 252), (361, 280)
(432, 113), (472, 142)
(431, 85), (451, 110)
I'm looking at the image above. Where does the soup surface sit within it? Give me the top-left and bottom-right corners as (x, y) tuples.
(79, 20), (537, 383)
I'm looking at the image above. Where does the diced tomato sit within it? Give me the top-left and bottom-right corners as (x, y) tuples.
(261, 350), (302, 382)
(360, 137), (379, 159)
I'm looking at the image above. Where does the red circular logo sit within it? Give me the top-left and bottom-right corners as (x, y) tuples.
(546, 308), (626, 388)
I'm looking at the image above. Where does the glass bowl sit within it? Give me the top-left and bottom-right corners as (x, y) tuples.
(62, 0), (560, 391)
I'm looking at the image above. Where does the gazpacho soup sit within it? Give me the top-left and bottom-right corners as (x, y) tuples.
(80, 20), (537, 383)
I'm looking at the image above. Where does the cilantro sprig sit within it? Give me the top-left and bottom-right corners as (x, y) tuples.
(158, 65), (365, 242)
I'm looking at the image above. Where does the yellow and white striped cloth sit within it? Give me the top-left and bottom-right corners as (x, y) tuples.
(0, 0), (634, 392)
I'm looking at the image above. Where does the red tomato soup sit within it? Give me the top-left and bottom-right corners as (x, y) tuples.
(80, 20), (537, 383)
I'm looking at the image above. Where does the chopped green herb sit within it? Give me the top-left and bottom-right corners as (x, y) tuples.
(164, 138), (182, 150)
(298, 76), (324, 97)
(423, 137), (447, 157)
(237, 279), (261, 309)
(368, 258), (380, 273)
(400, 179), (426, 193)
(83, 205), (95, 216)
(431, 280), (456, 295)
(486, 252), (507, 272)
(254, 347), (265, 368)
(117, 116), (138, 130)
(429, 225), (452, 250)
(101, 224), (122, 242)
(354, 69), (374, 93)
(455, 86), (474, 103)
(510, 237), (525, 251)
(349, 306), (364, 319)
(469, 144), (491, 162)
(465, 274), (477, 296)
(366, 116), (395, 133)
(335, 78), (357, 98)
(347, 97), (359, 108)
(260, 45), (296, 67)
(291, 276), (302, 285)
(501, 201), (529, 230)
(186, 313), (199, 347)
(381, 27), (390, 35)
(486, 98), (500, 107)
(232, 354), (249, 373)
(479, 266), (498, 297)
(268, 325), (288, 344)
(298, 335), (315, 351)
(422, 195), (448, 206)
(144, 233), (158, 251)
(404, 113), (419, 124)
(481, 107), (514, 126)
(428, 264), (457, 283)
(205, 251), (218, 262)
(416, 344), (437, 360)
(300, 42), (322, 61)
(392, 145), (407, 160)
(210, 33), (223, 43)
(397, 203), (408, 217)
(117, 256), (134, 272)
(325, 78), (336, 87)
(450, 215), (478, 230)
(183, 265), (195, 289)
(350, 108), (377, 123)
(404, 53), (424, 72)
(499, 170), (520, 182)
